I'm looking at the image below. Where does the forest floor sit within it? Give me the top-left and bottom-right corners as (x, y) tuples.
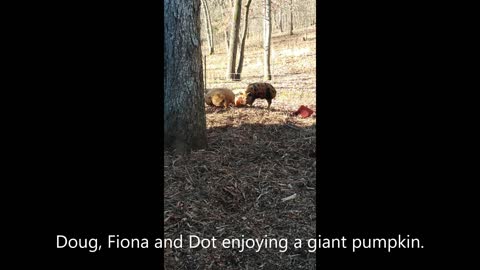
(164, 26), (317, 269)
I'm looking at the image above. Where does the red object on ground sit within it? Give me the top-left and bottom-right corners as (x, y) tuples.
(294, 105), (314, 118)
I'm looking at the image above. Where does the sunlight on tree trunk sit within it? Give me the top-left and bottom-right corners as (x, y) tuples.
(235, 0), (253, 80)
(226, 0), (242, 80)
(263, 0), (272, 81)
(201, 0), (214, 55)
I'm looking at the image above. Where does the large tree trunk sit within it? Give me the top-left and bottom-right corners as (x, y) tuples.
(235, 0), (253, 80)
(263, 0), (272, 81)
(289, 0), (294, 35)
(164, 0), (207, 153)
(225, 0), (242, 80)
(201, 0), (214, 55)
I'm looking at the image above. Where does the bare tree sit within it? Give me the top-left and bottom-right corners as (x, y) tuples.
(196, 0), (316, 56)
(164, 0), (207, 153)
(225, 0), (242, 80)
(235, 0), (253, 80)
(201, 0), (214, 55)
(263, 0), (272, 80)
(219, 2), (231, 52)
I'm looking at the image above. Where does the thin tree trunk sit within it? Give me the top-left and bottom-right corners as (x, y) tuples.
(235, 0), (253, 80)
(289, 0), (294, 35)
(273, 10), (277, 31)
(201, 0), (214, 55)
(304, 18), (308, 41)
(225, 0), (242, 80)
(263, 0), (272, 81)
(224, 30), (229, 52)
(206, 2), (214, 54)
(164, 0), (207, 153)
(220, 3), (229, 53)
(279, 8), (283, 32)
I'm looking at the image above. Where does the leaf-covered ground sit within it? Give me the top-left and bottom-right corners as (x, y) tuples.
(164, 27), (316, 269)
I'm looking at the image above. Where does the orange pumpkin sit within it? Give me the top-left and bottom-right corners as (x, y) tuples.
(235, 96), (246, 107)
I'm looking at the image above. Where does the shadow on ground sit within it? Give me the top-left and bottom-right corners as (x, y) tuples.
(164, 121), (316, 269)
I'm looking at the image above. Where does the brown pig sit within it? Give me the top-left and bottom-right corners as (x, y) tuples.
(243, 82), (277, 109)
(205, 88), (235, 108)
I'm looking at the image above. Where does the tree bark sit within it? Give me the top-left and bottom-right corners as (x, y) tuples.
(201, 0), (214, 55)
(235, 0), (252, 80)
(263, 0), (272, 81)
(164, 0), (207, 153)
(225, 0), (242, 80)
